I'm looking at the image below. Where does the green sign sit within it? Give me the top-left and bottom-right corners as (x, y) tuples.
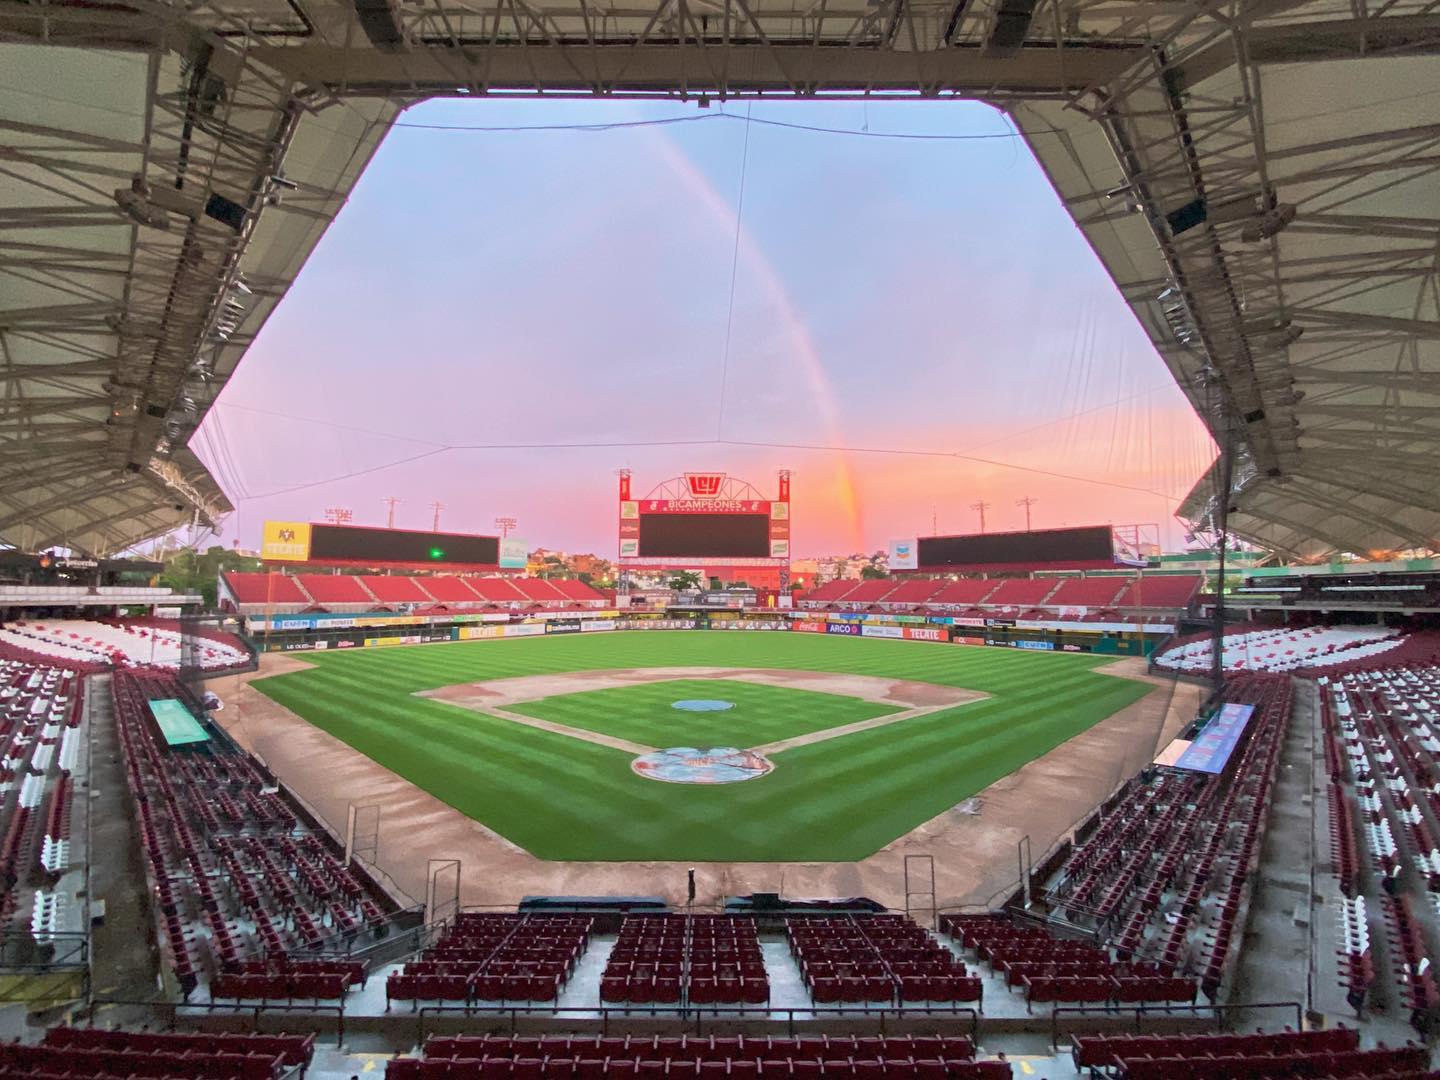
(147, 699), (209, 746)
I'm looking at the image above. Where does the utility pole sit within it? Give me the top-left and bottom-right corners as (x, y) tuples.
(430, 501), (445, 531)
(932, 507), (938, 536)
(383, 496), (400, 528)
(1016, 496), (1038, 531)
(494, 516), (518, 538)
(970, 501), (990, 533)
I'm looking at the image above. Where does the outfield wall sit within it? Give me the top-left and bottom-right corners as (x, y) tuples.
(249, 608), (1166, 656)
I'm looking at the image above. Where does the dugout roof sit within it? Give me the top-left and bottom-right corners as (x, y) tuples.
(2, 2), (1437, 556)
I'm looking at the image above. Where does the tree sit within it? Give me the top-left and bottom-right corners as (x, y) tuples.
(859, 564), (888, 581)
(668, 570), (703, 592)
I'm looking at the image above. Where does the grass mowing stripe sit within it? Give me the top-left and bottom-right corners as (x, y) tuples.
(252, 632), (1150, 861)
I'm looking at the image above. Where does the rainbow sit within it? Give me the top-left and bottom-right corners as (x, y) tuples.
(646, 130), (865, 552)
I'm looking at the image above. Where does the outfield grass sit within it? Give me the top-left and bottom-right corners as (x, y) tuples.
(250, 632), (1151, 862)
(505, 678), (900, 748)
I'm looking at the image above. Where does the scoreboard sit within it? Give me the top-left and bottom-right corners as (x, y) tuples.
(261, 521), (521, 571)
(917, 525), (1116, 568)
(639, 512), (772, 558)
(618, 472), (791, 569)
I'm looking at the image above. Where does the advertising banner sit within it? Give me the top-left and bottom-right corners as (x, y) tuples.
(499, 537), (530, 569)
(769, 539), (790, 558)
(953, 617), (987, 628)
(792, 620), (827, 634)
(260, 521), (312, 562)
(825, 622), (861, 636)
(887, 538), (919, 571)
(546, 619), (582, 635)
(638, 498), (770, 514)
(580, 620), (617, 632)
(953, 634), (986, 646)
(860, 624), (904, 639)
(902, 626), (948, 642)
(1174, 703), (1256, 774)
(1015, 639), (1056, 651)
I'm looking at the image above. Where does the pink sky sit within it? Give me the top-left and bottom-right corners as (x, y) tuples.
(191, 99), (1215, 557)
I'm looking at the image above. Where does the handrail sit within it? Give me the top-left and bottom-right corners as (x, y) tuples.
(1049, 999), (1303, 1049)
(415, 1003), (981, 1045)
(88, 997), (348, 1047)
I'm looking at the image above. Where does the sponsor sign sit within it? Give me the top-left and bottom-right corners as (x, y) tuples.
(903, 627), (948, 642)
(1015, 639), (1055, 651)
(953, 634), (986, 646)
(619, 539), (639, 557)
(620, 501), (640, 519)
(1174, 703), (1256, 774)
(771, 502), (789, 520)
(499, 537), (529, 569)
(260, 520), (312, 562)
(638, 498), (770, 515)
(685, 473), (726, 497)
(546, 619), (582, 635)
(1062, 644), (1084, 652)
(953, 617), (987, 628)
(825, 622), (861, 635)
(792, 620), (827, 634)
(887, 538), (919, 571)
(580, 619), (617, 632)
(769, 539), (790, 558)
(861, 624), (904, 639)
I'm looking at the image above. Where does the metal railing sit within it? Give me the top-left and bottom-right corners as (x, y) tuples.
(1049, 999), (1303, 1049)
(416, 1004), (981, 1045)
(89, 997), (349, 1046)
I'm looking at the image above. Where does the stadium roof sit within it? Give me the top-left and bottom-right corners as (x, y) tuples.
(2, 2), (1436, 556)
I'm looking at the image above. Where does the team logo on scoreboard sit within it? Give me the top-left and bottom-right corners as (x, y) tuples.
(685, 473), (726, 498)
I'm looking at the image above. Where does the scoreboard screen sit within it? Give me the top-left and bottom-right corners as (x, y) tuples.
(308, 524), (499, 566)
(918, 525), (1115, 568)
(261, 520), (501, 568)
(638, 513), (771, 558)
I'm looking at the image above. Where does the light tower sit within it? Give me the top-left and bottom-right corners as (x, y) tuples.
(494, 516), (518, 538)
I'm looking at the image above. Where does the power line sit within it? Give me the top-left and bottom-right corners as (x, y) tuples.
(715, 101), (753, 440)
(392, 112), (1024, 141)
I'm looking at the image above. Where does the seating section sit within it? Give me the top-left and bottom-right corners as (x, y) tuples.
(389, 1034), (1011, 1078)
(294, 573), (376, 605)
(0, 1026), (316, 1079)
(514, 579), (567, 603)
(387, 913), (592, 1008)
(1320, 662), (1440, 1027)
(222, 572), (310, 606)
(800, 574), (1200, 619)
(418, 576), (484, 603)
(0, 619), (250, 673)
(1112, 574), (1202, 609)
(1156, 626), (1403, 674)
(944, 915), (1193, 1008)
(980, 579), (1057, 609)
(551, 579), (608, 604)
(878, 579), (945, 606)
(799, 580), (860, 604)
(112, 670), (396, 998)
(1070, 1027), (1435, 1080)
(928, 580), (999, 606)
(1045, 576), (1126, 608)
(363, 575), (436, 603)
(468, 578), (528, 603)
(995, 675), (1291, 999)
(600, 915), (767, 1008)
(0, 660), (84, 943)
(787, 915), (980, 1007)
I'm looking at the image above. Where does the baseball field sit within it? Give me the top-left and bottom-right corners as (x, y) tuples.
(250, 631), (1150, 862)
